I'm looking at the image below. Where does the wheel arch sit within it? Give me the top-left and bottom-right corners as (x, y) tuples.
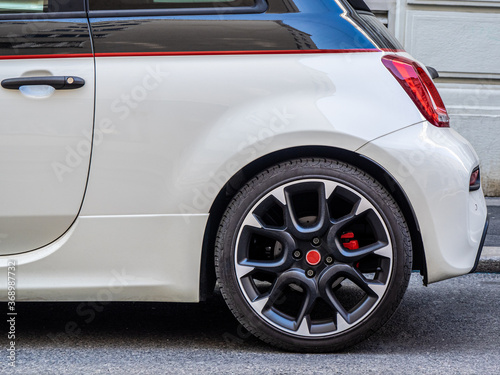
(199, 146), (426, 300)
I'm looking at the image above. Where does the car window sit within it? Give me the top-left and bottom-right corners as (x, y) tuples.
(0, 0), (46, 13)
(0, 0), (84, 14)
(89, 0), (256, 11)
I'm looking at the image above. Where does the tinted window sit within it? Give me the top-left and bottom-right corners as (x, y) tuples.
(89, 0), (255, 11)
(0, 0), (83, 14)
(0, 0), (46, 13)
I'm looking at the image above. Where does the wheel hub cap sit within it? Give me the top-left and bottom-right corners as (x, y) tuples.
(306, 250), (321, 266)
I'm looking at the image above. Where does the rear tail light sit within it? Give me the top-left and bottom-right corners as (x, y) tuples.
(470, 167), (480, 191)
(382, 55), (450, 128)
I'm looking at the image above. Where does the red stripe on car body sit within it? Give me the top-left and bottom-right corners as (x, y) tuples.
(94, 49), (381, 57)
(0, 49), (386, 60)
(0, 53), (94, 60)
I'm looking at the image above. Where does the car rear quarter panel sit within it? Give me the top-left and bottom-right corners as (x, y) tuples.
(80, 52), (424, 217)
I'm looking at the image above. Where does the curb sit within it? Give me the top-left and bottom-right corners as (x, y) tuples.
(485, 197), (500, 206)
(478, 247), (500, 273)
(477, 258), (500, 273)
(478, 199), (499, 272)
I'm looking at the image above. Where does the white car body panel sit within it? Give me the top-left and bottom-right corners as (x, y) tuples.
(0, 58), (94, 255)
(0, 215), (207, 302)
(358, 122), (488, 283)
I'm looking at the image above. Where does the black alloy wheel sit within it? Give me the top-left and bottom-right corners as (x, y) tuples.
(215, 159), (412, 352)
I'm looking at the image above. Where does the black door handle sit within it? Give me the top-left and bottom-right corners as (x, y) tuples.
(1, 76), (85, 90)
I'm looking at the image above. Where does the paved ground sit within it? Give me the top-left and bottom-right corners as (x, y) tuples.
(1, 273), (500, 375)
(1, 199), (499, 374)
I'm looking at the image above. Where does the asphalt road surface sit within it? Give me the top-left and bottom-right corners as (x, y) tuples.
(2, 202), (499, 374)
(2, 272), (500, 375)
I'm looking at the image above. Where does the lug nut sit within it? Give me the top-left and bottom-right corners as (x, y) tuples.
(312, 237), (321, 246)
(306, 269), (315, 278)
(293, 250), (302, 259)
(325, 256), (334, 264)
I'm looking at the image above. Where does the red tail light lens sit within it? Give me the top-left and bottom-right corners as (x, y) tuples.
(382, 55), (450, 128)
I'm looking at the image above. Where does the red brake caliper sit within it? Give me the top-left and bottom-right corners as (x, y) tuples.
(341, 232), (360, 268)
(340, 232), (359, 250)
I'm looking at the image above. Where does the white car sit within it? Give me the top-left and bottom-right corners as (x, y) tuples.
(0, 0), (488, 352)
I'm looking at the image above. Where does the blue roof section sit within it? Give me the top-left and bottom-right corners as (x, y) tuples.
(279, 13), (377, 50)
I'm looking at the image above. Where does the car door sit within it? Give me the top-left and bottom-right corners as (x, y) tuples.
(0, 0), (94, 255)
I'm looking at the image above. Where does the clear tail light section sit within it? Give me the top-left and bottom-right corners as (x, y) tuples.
(382, 55), (450, 128)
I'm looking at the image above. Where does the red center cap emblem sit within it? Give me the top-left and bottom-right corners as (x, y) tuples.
(306, 250), (321, 266)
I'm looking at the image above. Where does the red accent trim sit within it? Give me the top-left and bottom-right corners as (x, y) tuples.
(306, 250), (321, 266)
(94, 49), (380, 58)
(0, 49), (383, 60)
(0, 53), (93, 60)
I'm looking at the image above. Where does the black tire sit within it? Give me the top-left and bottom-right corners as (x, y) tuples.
(215, 158), (412, 352)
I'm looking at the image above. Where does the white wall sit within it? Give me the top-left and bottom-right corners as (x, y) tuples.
(366, 0), (500, 195)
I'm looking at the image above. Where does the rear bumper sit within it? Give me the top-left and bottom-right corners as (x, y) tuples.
(358, 121), (488, 283)
(470, 216), (489, 273)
